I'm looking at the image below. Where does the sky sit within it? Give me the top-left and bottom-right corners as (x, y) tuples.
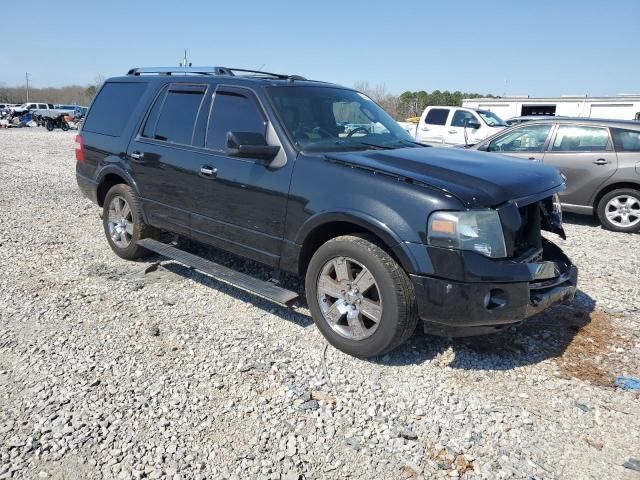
(2, 0), (639, 97)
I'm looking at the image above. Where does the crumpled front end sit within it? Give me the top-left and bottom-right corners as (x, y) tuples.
(412, 194), (578, 337)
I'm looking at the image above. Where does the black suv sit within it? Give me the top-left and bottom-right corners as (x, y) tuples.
(76, 66), (577, 358)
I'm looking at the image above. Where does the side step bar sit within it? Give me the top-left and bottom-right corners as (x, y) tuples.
(137, 238), (298, 306)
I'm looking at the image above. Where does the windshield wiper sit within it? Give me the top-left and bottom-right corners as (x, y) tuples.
(341, 140), (395, 150)
(397, 139), (430, 147)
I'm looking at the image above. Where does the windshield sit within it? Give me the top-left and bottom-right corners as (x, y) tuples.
(478, 110), (507, 127)
(267, 86), (416, 152)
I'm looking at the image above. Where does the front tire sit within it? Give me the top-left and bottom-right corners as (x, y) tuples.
(305, 234), (418, 358)
(102, 184), (158, 260)
(597, 189), (640, 233)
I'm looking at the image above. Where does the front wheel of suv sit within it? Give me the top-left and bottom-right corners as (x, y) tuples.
(102, 184), (158, 260)
(305, 234), (418, 358)
(597, 189), (640, 233)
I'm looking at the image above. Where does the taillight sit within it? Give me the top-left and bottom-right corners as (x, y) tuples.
(75, 135), (84, 162)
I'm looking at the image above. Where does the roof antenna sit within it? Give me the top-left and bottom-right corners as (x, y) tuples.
(180, 49), (191, 67)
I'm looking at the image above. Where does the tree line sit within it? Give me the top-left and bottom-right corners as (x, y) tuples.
(0, 76), (104, 107)
(355, 82), (498, 120)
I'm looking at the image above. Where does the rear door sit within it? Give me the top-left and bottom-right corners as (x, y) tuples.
(416, 108), (450, 145)
(542, 124), (617, 206)
(486, 123), (554, 161)
(127, 83), (208, 235)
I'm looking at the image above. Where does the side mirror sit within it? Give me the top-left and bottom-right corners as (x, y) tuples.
(226, 131), (280, 160)
(477, 143), (490, 152)
(465, 120), (481, 130)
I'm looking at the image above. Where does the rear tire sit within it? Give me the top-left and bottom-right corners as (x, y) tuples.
(305, 234), (418, 358)
(102, 184), (159, 260)
(61, 121), (69, 131)
(597, 189), (640, 233)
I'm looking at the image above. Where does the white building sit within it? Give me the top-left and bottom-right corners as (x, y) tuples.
(462, 94), (640, 121)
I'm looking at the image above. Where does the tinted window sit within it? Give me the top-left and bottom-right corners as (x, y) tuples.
(489, 124), (552, 153)
(551, 125), (609, 152)
(612, 128), (640, 152)
(206, 91), (266, 150)
(38, 104), (47, 109)
(83, 82), (147, 137)
(424, 108), (449, 126)
(451, 110), (477, 128)
(147, 88), (205, 144)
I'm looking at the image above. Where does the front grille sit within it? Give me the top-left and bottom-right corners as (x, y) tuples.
(513, 202), (543, 258)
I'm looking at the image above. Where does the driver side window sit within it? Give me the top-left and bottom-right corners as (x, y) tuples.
(451, 110), (477, 128)
(489, 124), (553, 153)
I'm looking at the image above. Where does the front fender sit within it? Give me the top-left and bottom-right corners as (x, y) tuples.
(295, 209), (422, 274)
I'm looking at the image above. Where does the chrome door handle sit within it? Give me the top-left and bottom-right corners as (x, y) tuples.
(421, 127), (430, 131)
(593, 158), (609, 165)
(448, 129), (457, 134)
(130, 151), (144, 160)
(200, 165), (217, 177)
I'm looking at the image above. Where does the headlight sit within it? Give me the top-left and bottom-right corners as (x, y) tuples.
(427, 210), (507, 258)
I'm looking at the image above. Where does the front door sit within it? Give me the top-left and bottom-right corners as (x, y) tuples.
(542, 124), (617, 206)
(487, 123), (554, 162)
(447, 109), (480, 146)
(186, 86), (293, 267)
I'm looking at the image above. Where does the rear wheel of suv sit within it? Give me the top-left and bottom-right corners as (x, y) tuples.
(597, 189), (640, 233)
(102, 184), (158, 260)
(305, 234), (418, 358)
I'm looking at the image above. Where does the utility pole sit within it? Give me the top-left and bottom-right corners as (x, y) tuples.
(26, 72), (30, 102)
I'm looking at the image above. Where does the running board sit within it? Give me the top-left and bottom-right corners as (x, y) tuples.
(136, 238), (298, 306)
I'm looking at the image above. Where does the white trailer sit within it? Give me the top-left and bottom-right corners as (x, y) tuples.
(462, 95), (640, 121)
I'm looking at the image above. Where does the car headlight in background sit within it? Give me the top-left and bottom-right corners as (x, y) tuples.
(428, 210), (507, 258)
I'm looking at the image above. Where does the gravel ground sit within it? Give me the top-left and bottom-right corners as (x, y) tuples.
(1, 128), (639, 480)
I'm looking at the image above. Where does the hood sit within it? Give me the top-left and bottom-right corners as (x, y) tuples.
(326, 147), (564, 208)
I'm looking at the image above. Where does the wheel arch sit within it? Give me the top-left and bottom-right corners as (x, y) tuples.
(96, 166), (140, 207)
(593, 181), (640, 210)
(295, 212), (419, 277)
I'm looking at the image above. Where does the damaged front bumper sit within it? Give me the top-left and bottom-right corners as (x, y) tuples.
(411, 239), (578, 337)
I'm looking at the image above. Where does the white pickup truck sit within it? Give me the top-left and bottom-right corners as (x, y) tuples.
(411, 106), (507, 147)
(10, 102), (54, 115)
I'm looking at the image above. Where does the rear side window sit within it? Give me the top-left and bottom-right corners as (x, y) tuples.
(83, 82), (147, 137)
(611, 128), (640, 152)
(143, 86), (205, 145)
(206, 90), (266, 150)
(424, 108), (449, 126)
(551, 125), (609, 152)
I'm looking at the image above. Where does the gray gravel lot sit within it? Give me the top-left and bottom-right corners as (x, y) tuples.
(1, 128), (639, 480)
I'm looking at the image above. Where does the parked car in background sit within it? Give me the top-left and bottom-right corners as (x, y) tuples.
(10, 102), (54, 114)
(414, 106), (507, 147)
(75, 66), (576, 358)
(470, 118), (640, 232)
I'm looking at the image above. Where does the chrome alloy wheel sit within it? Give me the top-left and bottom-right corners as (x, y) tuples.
(107, 195), (134, 248)
(316, 256), (382, 341)
(605, 195), (640, 228)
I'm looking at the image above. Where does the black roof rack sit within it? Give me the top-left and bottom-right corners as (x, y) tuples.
(126, 66), (306, 80)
